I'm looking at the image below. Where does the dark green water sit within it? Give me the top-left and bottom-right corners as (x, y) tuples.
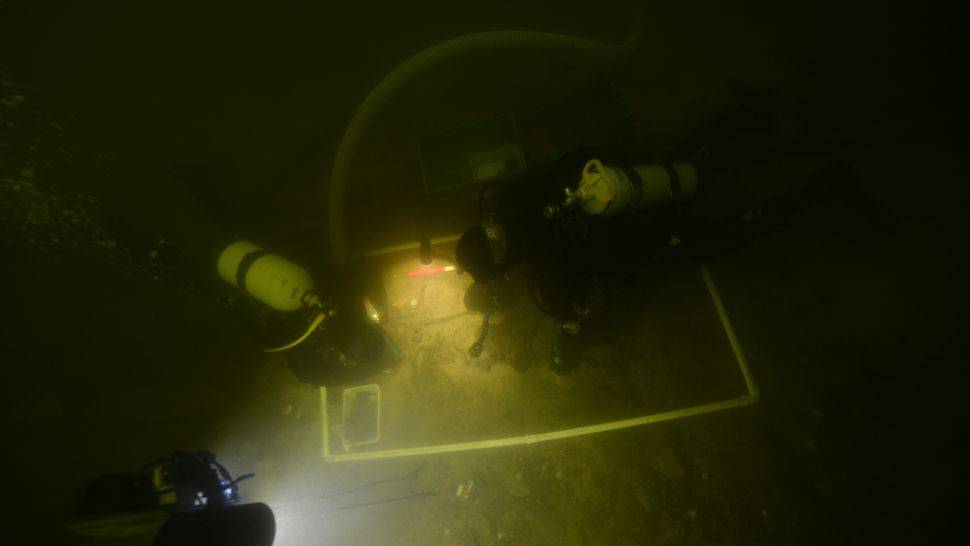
(1, 1), (965, 544)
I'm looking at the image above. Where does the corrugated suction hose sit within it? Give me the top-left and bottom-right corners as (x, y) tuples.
(327, 3), (644, 268)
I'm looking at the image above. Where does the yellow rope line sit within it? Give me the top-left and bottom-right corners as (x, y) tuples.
(321, 266), (758, 461)
(264, 313), (325, 353)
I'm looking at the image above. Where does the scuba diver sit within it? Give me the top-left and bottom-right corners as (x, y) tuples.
(455, 145), (700, 373)
(455, 130), (887, 374)
(215, 242), (394, 385)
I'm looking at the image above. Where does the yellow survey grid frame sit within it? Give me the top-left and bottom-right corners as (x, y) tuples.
(321, 266), (758, 462)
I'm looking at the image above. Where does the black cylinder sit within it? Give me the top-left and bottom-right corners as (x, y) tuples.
(155, 503), (276, 546)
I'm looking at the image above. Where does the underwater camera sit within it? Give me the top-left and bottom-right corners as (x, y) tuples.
(77, 451), (275, 546)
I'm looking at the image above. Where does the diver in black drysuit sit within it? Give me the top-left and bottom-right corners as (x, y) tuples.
(456, 147), (639, 372)
(456, 143), (886, 374)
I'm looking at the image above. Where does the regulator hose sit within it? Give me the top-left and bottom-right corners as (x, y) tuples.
(327, 3), (644, 268)
(264, 312), (326, 353)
